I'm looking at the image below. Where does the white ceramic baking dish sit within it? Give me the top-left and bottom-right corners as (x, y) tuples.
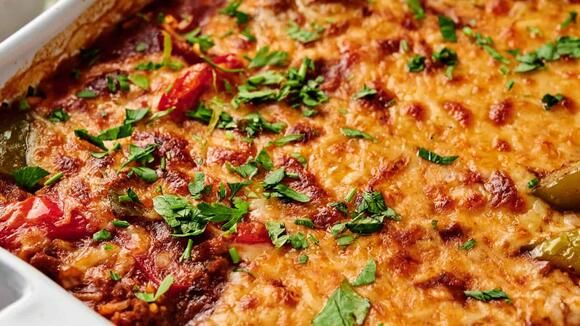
(0, 0), (149, 324)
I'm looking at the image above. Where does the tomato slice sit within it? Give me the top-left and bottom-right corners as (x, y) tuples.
(234, 222), (270, 244)
(157, 63), (212, 121)
(212, 54), (245, 70)
(0, 197), (89, 248)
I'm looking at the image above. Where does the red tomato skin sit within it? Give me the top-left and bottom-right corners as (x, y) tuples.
(234, 222), (271, 244)
(157, 63), (212, 121)
(0, 197), (89, 248)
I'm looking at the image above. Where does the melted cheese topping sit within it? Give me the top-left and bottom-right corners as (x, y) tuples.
(4, 0), (580, 325)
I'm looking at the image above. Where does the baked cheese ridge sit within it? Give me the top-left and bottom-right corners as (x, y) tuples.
(0, 0), (579, 325)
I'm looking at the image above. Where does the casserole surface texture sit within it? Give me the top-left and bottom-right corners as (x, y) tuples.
(0, 0), (579, 325)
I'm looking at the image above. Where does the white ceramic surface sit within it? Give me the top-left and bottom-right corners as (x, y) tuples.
(0, 248), (109, 325)
(0, 0), (47, 42)
(0, 0), (96, 88)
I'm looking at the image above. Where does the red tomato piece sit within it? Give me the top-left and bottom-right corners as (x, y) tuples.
(0, 197), (89, 248)
(234, 222), (271, 244)
(212, 54), (245, 70)
(157, 63), (212, 121)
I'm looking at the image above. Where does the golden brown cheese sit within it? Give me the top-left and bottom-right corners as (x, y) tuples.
(1, 0), (579, 325)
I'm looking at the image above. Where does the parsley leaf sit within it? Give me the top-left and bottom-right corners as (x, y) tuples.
(288, 21), (324, 44)
(248, 47), (288, 68)
(346, 191), (399, 234)
(352, 259), (376, 287)
(120, 144), (156, 169)
(98, 123), (134, 141)
(312, 280), (371, 326)
(12, 166), (50, 190)
(184, 28), (215, 52)
(124, 108), (149, 124)
(47, 108), (69, 122)
(405, 0), (425, 20)
(188, 172), (208, 199)
(128, 74), (150, 90)
(541, 93), (565, 110)
(459, 238), (476, 251)
(267, 133), (304, 147)
(438, 16), (457, 42)
(131, 167), (158, 183)
(135, 275), (174, 303)
(255, 149), (274, 171)
(272, 184), (311, 203)
(76, 89), (97, 99)
(561, 11), (577, 29)
(266, 221), (289, 248)
(220, 0), (250, 25)
(153, 195), (207, 237)
(341, 128), (375, 141)
(295, 218), (315, 229)
(464, 288), (511, 303)
(408, 55), (426, 72)
(227, 161), (259, 179)
(74, 129), (107, 151)
(353, 85), (377, 100)
(417, 147), (458, 165)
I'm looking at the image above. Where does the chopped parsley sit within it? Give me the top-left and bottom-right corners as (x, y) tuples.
(272, 184), (311, 203)
(255, 149), (274, 171)
(43, 172), (63, 186)
(220, 0), (249, 25)
(408, 55), (426, 72)
(12, 166), (50, 190)
(405, 0), (425, 20)
(241, 27), (256, 42)
(124, 108), (149, 124)
(266, 221), (289, 248)
(438, 16), (457, 42)
(110, 271), (122, 281)
(295, 218), (316, 229)
(352, 259), (376, 287)
(297, 255), (309, 264)
(135, 275), (174, 303)
(417, 147), (458, 165)
(459, 238), (476, 251)
(289, 232), (309, 249)
(462, 27), (510, 64)
(188, 172), (209, 199)
(131, 167), (158, 183)
(184, 28), (215, 52)
(561, 11), (577, 29)
(464, 288), (511, 303)
(527, 178), (540, 189)
(287, 21), (324, 44)
(353, 85), (377, 100)
(128, 74), (150, 90)
(93, 229), (112, 242)
(120, 144), (156, 169)
(341, 128), (375, 141)
(541, 93), (565, 110)
(312, 280), (371, 326)
(180, 239), (194, 261)
(47, 108), (69, 122)
(112, 220), (130, 228)
(118, 188), (140, 204)
(267, 133), (305, 147)
(346, 191), (399, 234)
(76, 89), (97, 99)
(229, 247), (241, 264)
(515, 36), (580, 73)
(227, 161), (259, 179)
(74, 129), (107, 151)
(247, 47), (288, 68)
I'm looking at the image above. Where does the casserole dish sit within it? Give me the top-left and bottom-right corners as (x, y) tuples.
(0, 0), (578, 325)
